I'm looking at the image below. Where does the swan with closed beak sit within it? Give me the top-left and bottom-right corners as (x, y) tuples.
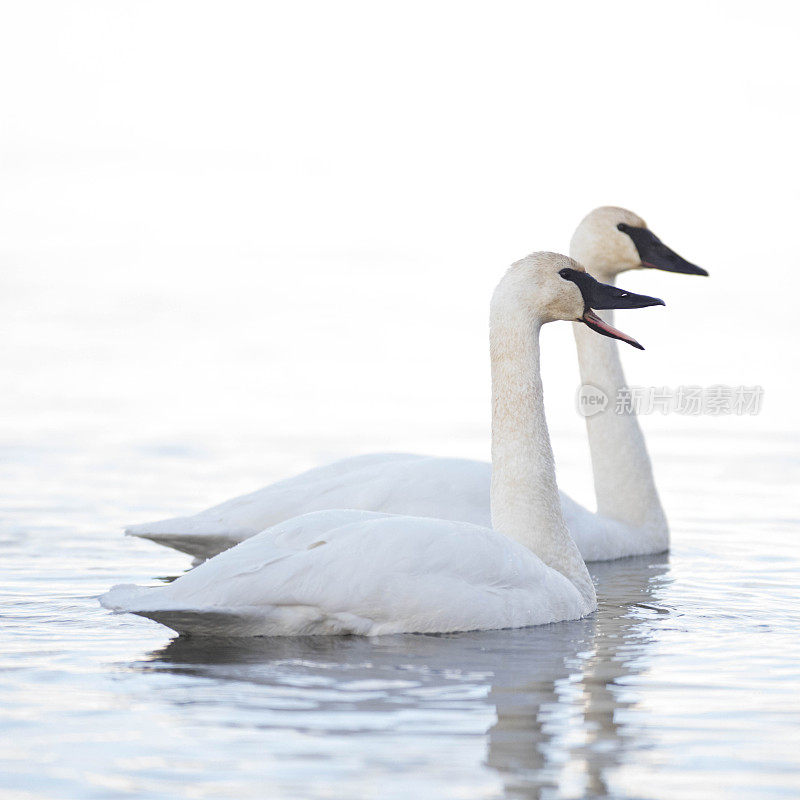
(125, 209), (703, 563)
(101, 253), (663, 636)
(568, 206), (707, 558)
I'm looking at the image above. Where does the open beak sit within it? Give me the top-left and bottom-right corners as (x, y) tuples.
(618, 223), (708, 276)
(581, 309), (645, 350)
(559, 267), (664, 350)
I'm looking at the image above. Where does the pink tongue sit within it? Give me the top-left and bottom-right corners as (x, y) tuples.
(583, 310), (643, 349)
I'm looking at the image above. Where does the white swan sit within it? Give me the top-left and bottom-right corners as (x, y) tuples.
(126, 207), (704, 563)
(101, 253), (664, 636)
(568, 206), (706, 558)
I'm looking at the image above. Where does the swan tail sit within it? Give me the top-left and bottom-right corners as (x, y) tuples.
(125, 525), (241, 561)
(99, 583), (153, 611)
(100, 589), (377, 637)
(125, 518), (246, 560)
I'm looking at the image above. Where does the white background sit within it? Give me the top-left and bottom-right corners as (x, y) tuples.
(1, 1), (796, 485)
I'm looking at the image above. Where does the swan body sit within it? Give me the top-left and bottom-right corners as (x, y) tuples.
(104, 509), (593, 636)
(127, 208), (702, 564)
(126, 453), (654, 562)
(104, 252), (663, 635)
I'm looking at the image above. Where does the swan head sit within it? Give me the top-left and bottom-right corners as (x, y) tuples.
(493, 252), (664, 350)
(570, 206), (708, 280)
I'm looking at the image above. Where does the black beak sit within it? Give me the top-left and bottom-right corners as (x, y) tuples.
(618, 223), (709, 276)
(559, 267), (665, 310)
(559, 267), (664, 350)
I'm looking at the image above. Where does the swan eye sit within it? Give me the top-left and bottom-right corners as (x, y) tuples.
(617, 223), (628, 232)
(558, 268), (570, 279)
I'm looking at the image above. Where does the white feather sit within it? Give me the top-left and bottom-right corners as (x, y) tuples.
(126, 454), (657, 562)
(106, 509), (593, 636)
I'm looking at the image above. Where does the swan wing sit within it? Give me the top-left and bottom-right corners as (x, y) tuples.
(125, 454), (492, 559)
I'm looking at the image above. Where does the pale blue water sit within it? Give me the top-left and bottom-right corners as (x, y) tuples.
(1, 0), (798, 793)
(2, 250), (799, 798)
(2, 430), (799, 800)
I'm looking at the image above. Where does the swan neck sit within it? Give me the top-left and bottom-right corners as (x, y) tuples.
(490, 307), (594, 605)
(570, 270), (668, 536)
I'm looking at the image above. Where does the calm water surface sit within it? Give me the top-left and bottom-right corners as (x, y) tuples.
(2, 431), (799, 800)
(2, 261), (799, 799)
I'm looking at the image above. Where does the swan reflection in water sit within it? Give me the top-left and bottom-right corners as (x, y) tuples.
(139, 554), (670, 799)
(486, 556), (670, 798)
